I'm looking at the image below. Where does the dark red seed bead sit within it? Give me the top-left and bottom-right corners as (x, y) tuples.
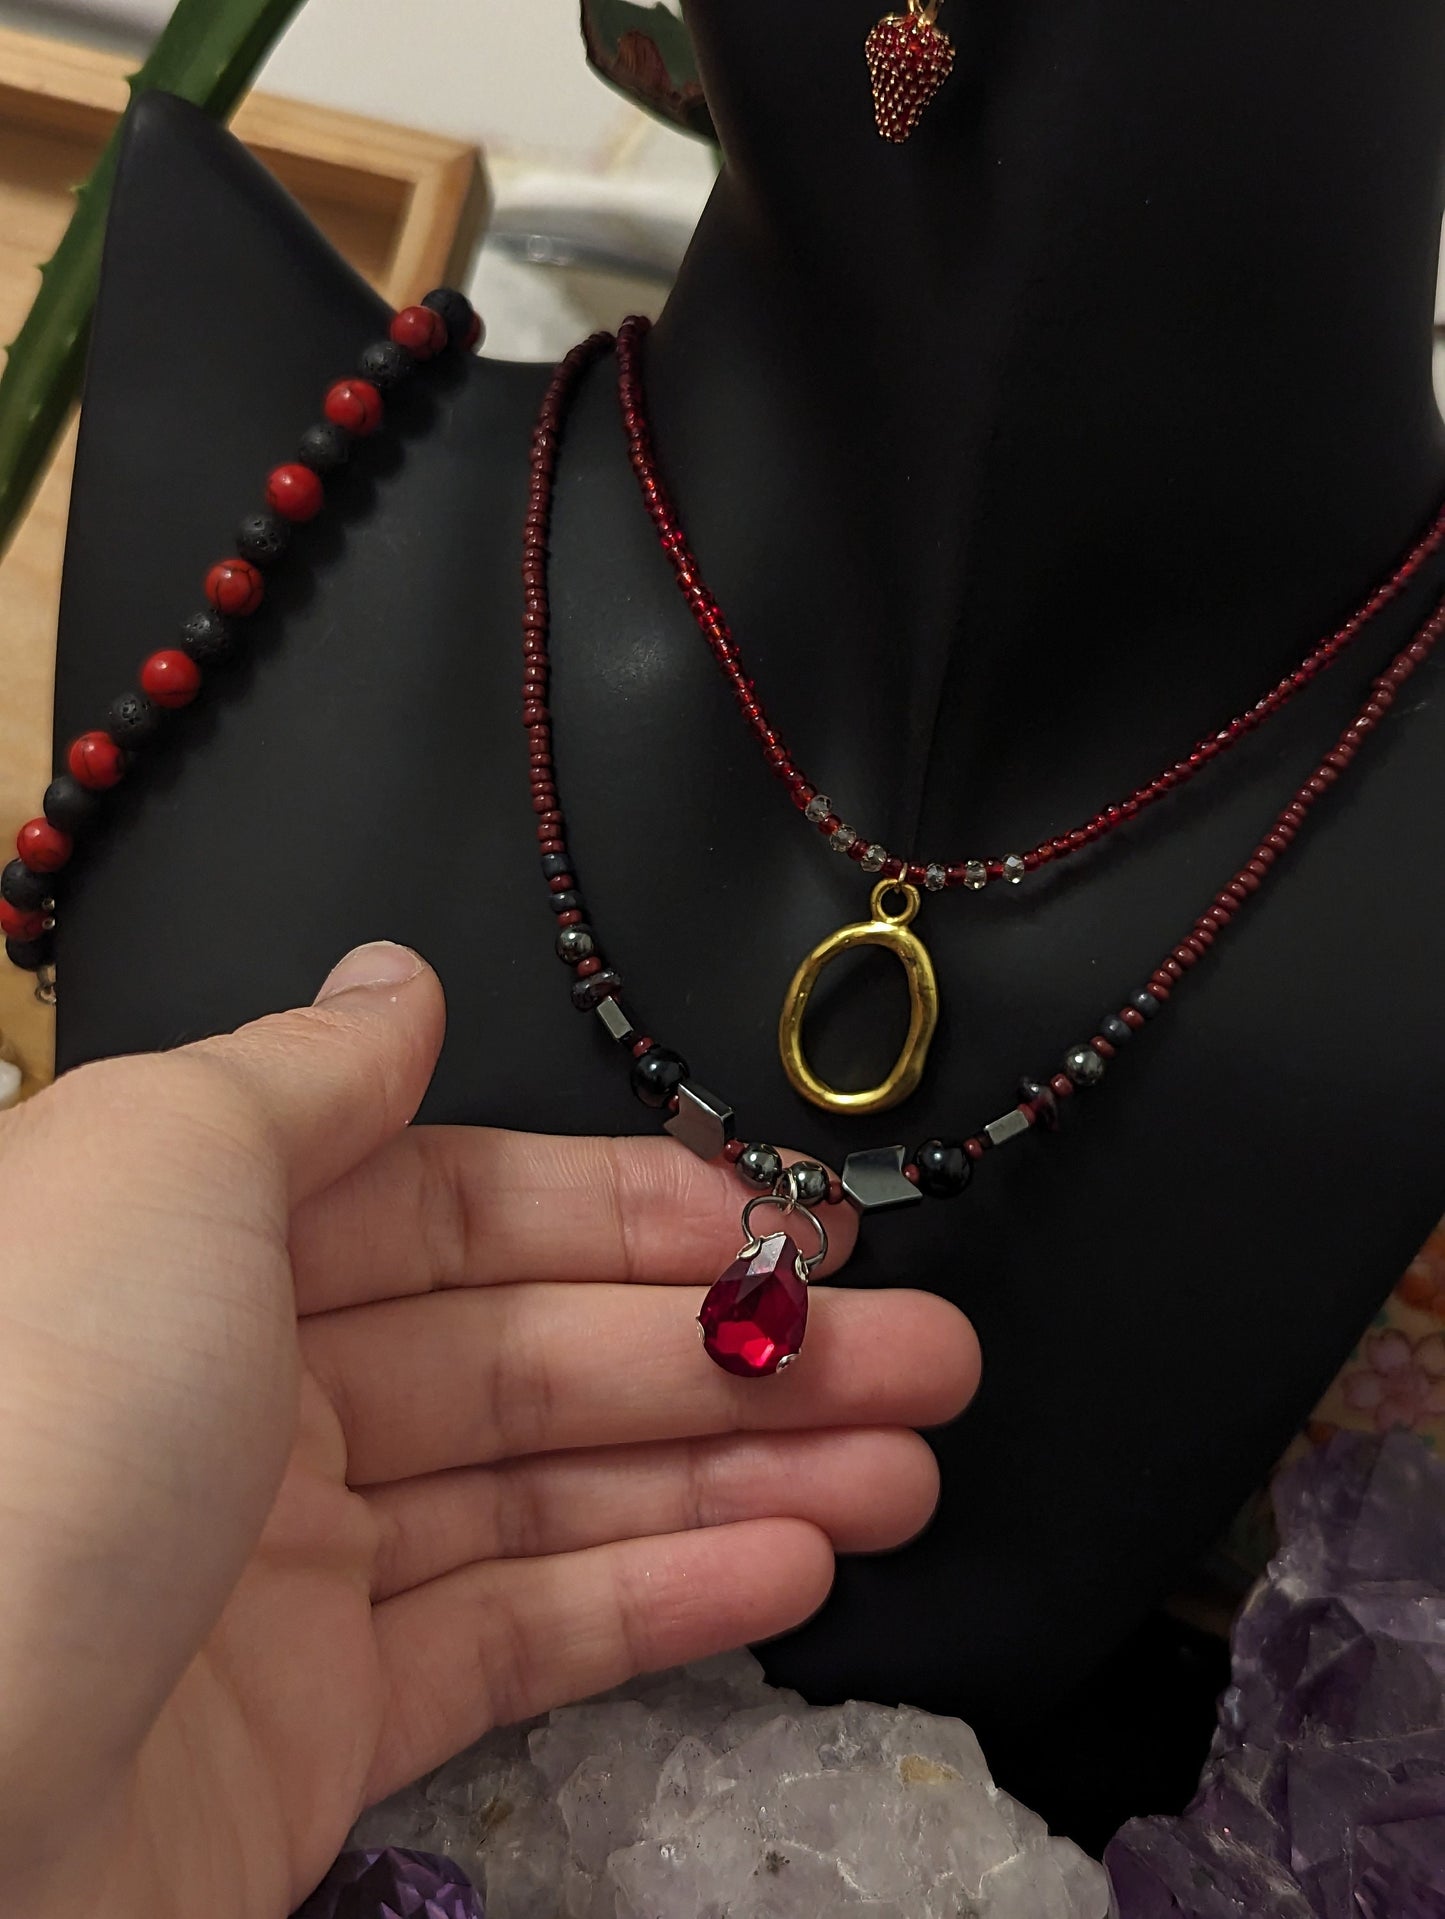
(1147, 981), (1170, 1002)
(266, 462), (324, 523)
(547, 874), (574, 893)
(1091, 1035), (1116, 1060)
(390, 304), (448, 359)
(882, 858), (905, 880)
(1247, 856), (1271, 876)
(1120, 1006), (1145, 1030)
(964, 1138), (986, 1161)
(18, 818), (70, 872)
(0, 899), (47, 942)
(826, 1176), (844, 1205)
(631, 1037), (655, 1058)
(205, 558), (264, 617)
(819, 815), (843, 837)
(791, 786), (815, 811)
(325, 379), (383, 436)
(903, 1162), (921, 1185)
(140, 650), (201, 709)
(67, 730), (125, 790)
(576, 957), (602, 978)
(724, 1139), (747, 1162)
(531, 793), (557, 814)
(540, 839), (565, 855)
(1172, 945), (1197, 969)
(557, 908), (582, 927)
(523, 703), (548, 725)
(847, 839), (869, 862)
(1049, 1074), (1075, 1099)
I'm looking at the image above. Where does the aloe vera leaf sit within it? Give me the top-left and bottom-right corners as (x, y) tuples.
(0, 0), (306, 561)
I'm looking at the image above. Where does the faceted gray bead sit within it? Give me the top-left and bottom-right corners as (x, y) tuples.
(665, 1082), (736, 1162)
(1003, 854), (1026, 884)
(840, 1145), (922, 1214)
(963, 861), (988, 890)
(1064, 1044), (1106, 1087)
(788, 1161), (831, 1208)
(831, 825), (858, 853)
(861, 843), (887, 873)
(556, 924), (596, 962)
(924, 863), (947, 892)
(804, 794), (832, 823)
(594, 997), (636, 1044)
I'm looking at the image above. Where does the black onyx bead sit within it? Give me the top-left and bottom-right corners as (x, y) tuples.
(358, 340), (413, 390)
(298, 421), (351, 474)
(3, 858), (50, 912)
(1101, 1014), (1133, 1047)
(1130, 989), (1162, 1021)
(180, 608), (236, 665)
(914, 1138), (972, 1199)
(421, 287), (474, 345)
(236, 512), (291, 568)
(571, 969), (621, 1011)
(738, 1143), (784, 1189)
(43, 776), (100, 836)
(549, 889), (582, 916)
(556, 924), (596, 964)
(107, 690), (163, 749)
(1018, 1075), (1059, 1132)
(630, 1045), (688, 1108)
(541, 852), (572, 880)
(1064, 1044), (1106, 1087)
(6, 934), (50, 972)
(789, 1161), (831, 1208)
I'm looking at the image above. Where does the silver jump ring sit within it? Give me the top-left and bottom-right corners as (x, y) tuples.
(739, 1194), (829, 1274)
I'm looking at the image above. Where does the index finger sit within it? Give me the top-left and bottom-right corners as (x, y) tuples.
(289, 1126), (858, 1314)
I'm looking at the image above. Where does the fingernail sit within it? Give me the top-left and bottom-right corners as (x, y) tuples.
(314, 941), (424, 1004)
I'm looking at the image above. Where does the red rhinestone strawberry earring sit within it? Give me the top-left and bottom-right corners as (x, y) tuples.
(866, 0), (956, 142)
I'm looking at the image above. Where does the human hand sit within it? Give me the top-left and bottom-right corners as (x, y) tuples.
(0, 943), (979, 1918)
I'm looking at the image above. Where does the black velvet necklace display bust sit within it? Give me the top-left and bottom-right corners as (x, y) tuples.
(50, 0), (1445, 1843)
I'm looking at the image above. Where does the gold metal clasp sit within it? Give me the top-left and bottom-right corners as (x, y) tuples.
(777, 881), (940, 1116)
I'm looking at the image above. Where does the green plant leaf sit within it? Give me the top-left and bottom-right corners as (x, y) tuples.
(0, 0), (307, 561)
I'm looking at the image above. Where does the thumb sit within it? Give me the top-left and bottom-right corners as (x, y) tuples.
(187, 940), (446, 1205)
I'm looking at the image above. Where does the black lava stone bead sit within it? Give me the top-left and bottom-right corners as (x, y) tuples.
(180, 609), (236, 665)
(789, 1161), (831, 1207)
(421, 287), (474, 344)
(43, 776), (100, 836)
(738, 1143), (784, 1188)
(358, 340), (413, 390)
(914, 1138), (972, 1199)
(556, 924), (596, 964)
(2, 858), (50, 912)
(549, 889), (582, 916)
(107, 691), (163, 749)
(571, 969), (622, 1011)
(236, 512), (291, 568)
(298, 421), (352, 473)
(1064, 1044), (1106, 1087)
(630, 1045), (688, 1108)
(6, 934), (50, 971)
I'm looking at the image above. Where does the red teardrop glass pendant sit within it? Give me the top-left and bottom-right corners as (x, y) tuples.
(699, 1232), (809, 1377)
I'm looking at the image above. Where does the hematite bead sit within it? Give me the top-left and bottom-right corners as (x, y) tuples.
(789, 1161), (831, 1208)
(298, 421), (352, 474)
(358, 340), (413, 390)
(665, 1082), (735, 1161)
(630, 1045), (688, 1108)
(739, 1143), (784, 1188)
(43, 777), (99, 836)
(2, 859), (49, 912)
(180, 608), (236, 664)
(235, 512), (291, 568)
(6, 934), (50, 971)
(1130, 989), (1162, 1021)
(107, 691), (163, 749)
(914, 1139), (972, 1199)
(556, 924), (596, 964)
(541, 852), (572, 880)
(1101, 1014), (1132, 1047)
(571, 968), (621, 1010)
(1018, 1075), (1059, 1132)
(595, 997), (635, 1044)
(549, 889), (581, 916)
(1064, 1044), (1106, 1087)
(841, 1144), (922, 1214)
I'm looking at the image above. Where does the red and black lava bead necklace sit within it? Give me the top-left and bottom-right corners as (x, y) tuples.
(524, 325), (1445, 1376)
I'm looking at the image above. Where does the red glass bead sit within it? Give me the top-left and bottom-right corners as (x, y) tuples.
(698, 1233), (809, 1378)
(1049, 1074), (1075, 1099)
(265, 462), (324, 523)
(963, 1138), (986, 1161)
(1091, 1035), (1116, 1060)
(205, 558), (264, 617)
(575, 957), (602, 978)
(390, 304), (448, 359)
(557, 908), (582, 927)
(724, 1138), (747, 1163)
(140, 650), (202, 709)
(1120, 1006), (1146, 1030)
(325, 379), (384, 437)
(0, 899), (46, 942)
(17, 818), (71, 872)
(67, 730), (125, 791)
(547, 873), (574, 893)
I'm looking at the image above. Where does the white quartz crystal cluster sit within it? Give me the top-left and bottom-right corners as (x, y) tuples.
(350, 1651), (1114, 1918)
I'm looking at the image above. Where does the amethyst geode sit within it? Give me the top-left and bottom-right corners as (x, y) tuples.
(1107, 1430), (1445, 1917)
(292, 1847), (483, 1919)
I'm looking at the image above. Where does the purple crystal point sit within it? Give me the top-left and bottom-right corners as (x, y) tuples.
(1108, 1432), (1445, 1917)
(291, 1848), (483, 1919)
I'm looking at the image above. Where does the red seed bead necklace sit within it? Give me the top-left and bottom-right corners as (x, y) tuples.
(0, 288), (484, 997)
(527, 327), (1445, 1373)
(614, 315), (1445, 893)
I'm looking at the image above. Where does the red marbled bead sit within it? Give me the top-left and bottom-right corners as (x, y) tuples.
(390, 304), (448, 359)
(17, 818), (70, 872)
(140, 650), (202, 709)
(325, 379), (383, 436)
(205, 558), (264, 617)
(0, 899), (47, 942)
(265, 463), (324, 523)
(67, 730), (125, 790)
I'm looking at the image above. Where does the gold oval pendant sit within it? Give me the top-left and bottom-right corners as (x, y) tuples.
(778, 881), (940, 1115)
